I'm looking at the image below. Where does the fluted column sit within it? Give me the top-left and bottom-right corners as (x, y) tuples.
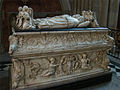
(0, 0), (4, 54)
(91, 0), (110, 27)
(59, 0), (71, 14)
(71, 0), (119, 29)
(0, 0), (2, 44)
(107, 0), (119, 29)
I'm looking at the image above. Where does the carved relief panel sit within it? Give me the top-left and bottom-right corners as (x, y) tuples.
(9, 31), (112, 55)
(11, 50), (109, 88)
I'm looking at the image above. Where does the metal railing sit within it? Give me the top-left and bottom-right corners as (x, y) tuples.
(108, 29), (120, 59)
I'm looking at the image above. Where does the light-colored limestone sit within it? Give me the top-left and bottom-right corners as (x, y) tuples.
(16, 6), (99, 30)
(9, 28), (113, 90)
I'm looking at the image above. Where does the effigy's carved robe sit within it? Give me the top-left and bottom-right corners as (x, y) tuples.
(16, 6), (99, 30)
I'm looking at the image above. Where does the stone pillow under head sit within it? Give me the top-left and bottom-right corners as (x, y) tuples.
(73, 11), (99, 28)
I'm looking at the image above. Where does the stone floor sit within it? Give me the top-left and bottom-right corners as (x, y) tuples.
(0, 53), (120, 90)
(81, 73), (120, 90)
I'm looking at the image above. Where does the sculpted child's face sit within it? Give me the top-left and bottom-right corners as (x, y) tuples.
(18, 7), (22, 12)
(23, 12), (30, 18)
(23, 6), (29, 12)
(82, 54), (87, 59)
(50, 58), (55, 64)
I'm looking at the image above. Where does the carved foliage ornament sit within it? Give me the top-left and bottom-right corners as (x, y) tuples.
(12, 51), (110, 89)
(12, 59), (25, 88)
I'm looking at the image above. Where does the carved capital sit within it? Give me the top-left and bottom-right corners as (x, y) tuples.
(9, 35), (18, 54)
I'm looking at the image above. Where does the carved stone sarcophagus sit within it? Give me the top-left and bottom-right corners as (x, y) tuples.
(9, 28), (113, 90)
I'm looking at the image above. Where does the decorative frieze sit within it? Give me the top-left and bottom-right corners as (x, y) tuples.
(11, 50), (110, 89)
(9, 30), (113, 55)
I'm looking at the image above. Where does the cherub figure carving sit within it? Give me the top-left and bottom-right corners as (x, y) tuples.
(16, 6), (35, 30)
(82, 10), (99, 27)
(9, 35), (18, 54)
(27, 61), (41, 79)
(73, 10), (99, 27)
(72, 55), (81, 70)
(59, 56), (67, 75)
(16, 7), (23, 28)
(41, 57), (58, 77)
(81, 54), (91, 69)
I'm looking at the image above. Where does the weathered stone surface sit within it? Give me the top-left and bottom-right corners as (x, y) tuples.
(9, 28), (113, 90)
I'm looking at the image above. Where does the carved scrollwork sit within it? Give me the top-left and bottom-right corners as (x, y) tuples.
(14, 31), (110, 54)
(25, 60), (42, 80)
(9, 35), (18, 54)
(101, 51), (110, 70)
(106, 35), (114, 44)
(12, 59), (25, 88)
(95, 51), (104, 65)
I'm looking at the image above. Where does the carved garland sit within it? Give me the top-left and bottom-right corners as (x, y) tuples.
(12, 50), (109, 89)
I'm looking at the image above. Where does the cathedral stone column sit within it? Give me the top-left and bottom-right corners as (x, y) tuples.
(0, 0), (4, 54)
(59, 0), (71, 14)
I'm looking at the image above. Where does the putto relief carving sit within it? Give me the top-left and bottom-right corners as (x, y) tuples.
(41, 57), (58, 77)
(25, 60), (42, 80)
(11, 51), (110, 89)
(81, 54), (91, 69)
(15, 5), (99, 30)
(16, 6), (35, 29)
(26, 53), (96, 78)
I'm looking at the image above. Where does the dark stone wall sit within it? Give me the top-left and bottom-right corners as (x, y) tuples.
(1, 0), (62, 51)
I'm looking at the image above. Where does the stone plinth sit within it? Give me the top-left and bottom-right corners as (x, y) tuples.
(9, 28), (113, 90)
